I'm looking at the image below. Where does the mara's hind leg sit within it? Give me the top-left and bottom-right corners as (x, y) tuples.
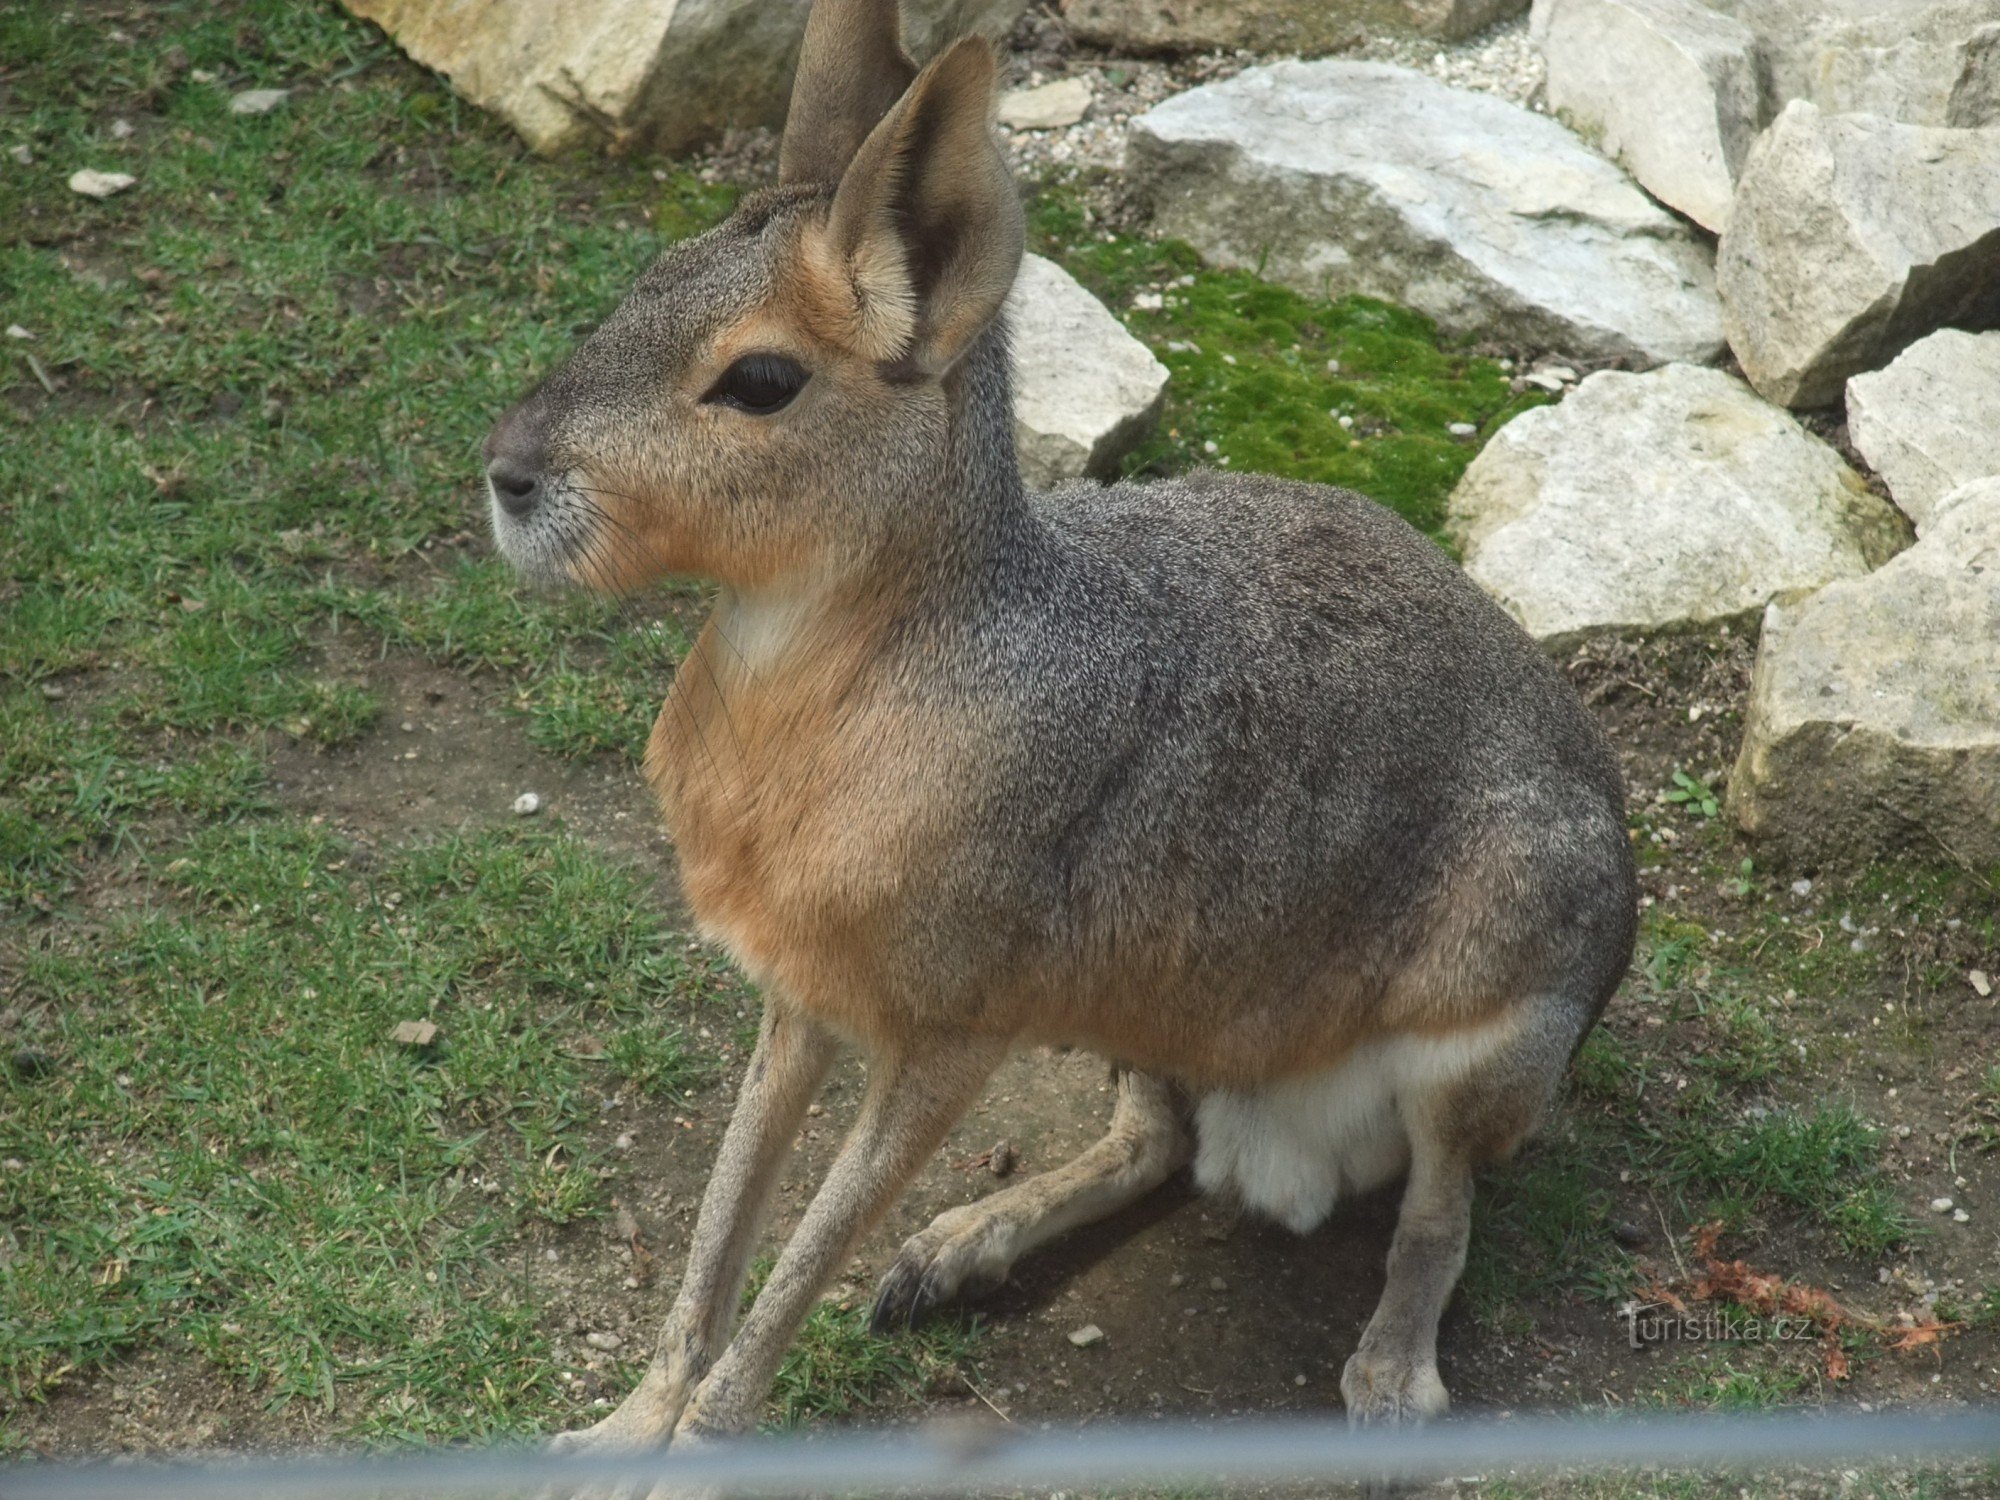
(1341, 1002), (1583, 1429)
(872, 1068), (1190, 1328)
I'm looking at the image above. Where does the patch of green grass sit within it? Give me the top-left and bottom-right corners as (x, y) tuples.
(746, 1263), (982, 1428)
(1026, 179), (1534, 536)
(1672, 1103), (1910, 1257)
(1464, 1116), (1636, 1333)
(1, 819), (734, 1434)
(1641, 1353), (1821, 1410)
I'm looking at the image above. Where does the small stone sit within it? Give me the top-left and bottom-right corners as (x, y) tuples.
(1953, 1208), (1971, 1223)
(389, 1019), (438, 1048)
(1447, 421), (1477, 437)
(399, 720), (416, 732)
(5, 325), (31, 340)
(8, 144), (31, 165)
(1523, 371), (1568, 393)
(1790, 878), (1813, 897)
(512, 791), (541, 816)
(68, 169), (136, 199)
(989, 1140), (1016, 1178)
(1208, 1275), (1228, 1292)
(1932, 1197), (1955, 1213)
(229, 88), (292, 116)
(615, 1133), (635, 1150)
(1611, 1219), (1652, 1249)
(584, 1330), (624, 1351)
(997, 76), (1091, 131)
(1293, 1373), (1308, 1387)
(1067, 1323), (1106, 1348)
(1130, 290), (1163, 312)
(1971, 970), (1993, 998)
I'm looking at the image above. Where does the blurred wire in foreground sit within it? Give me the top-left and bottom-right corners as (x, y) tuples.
(4, 1408), (1998, 1499)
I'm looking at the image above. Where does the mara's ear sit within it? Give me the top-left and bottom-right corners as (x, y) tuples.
(813, 36), (1024, 377)
(779, 0), (916, 189)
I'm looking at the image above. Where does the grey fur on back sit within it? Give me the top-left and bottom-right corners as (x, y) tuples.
(869, 318), (1634, 1068)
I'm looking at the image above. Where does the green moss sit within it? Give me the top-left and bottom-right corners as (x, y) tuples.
(1026, 179), (1542, 536)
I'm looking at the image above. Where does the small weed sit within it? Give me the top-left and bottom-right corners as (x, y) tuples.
(1663, 770), (1720, 820)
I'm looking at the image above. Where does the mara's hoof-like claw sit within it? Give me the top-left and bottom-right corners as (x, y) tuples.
(869, 1251), (944, 1334)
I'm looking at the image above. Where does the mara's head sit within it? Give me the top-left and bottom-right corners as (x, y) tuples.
(482, 0), (1025, 594)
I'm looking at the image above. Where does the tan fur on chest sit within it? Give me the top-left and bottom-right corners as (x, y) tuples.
(643, 613), (978, 1043)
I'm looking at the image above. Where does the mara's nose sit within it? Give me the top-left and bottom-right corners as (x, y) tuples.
(483, 398), (550, 520)
(485, 452), (543, 519)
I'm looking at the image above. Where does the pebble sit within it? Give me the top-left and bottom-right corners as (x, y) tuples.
(1791, 878), (1813, 897)
(1971, 970), (1993, 998)
(584, 1330), (623, 1351)
(989, 1139), (1017, 1178)
(1523, 371), (1568, 393)
(109, 118), (134, 139)
(1448, 421), (1477, 437)
(997, 76), (1092, 132)
(8, 144), (31, 165)
(1131, 290), (1163, 312)
(1953, 1208), (1971, 1224)
(1208, 1276), (1227, 1292)
(1337, 414), (1355, 429)
(1067, 1324), (1106, 1347)
(512, 791), (541, 816)
(229, 88), (292, 116)
(68, 168), (136, 199)
(5, 325), (31, 340)
(1931, 1197), (1955, 1213)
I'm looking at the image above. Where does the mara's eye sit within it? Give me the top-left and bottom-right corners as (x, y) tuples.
(703, 352), (809, 414)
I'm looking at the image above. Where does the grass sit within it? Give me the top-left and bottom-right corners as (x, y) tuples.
(750, 1263), (983, 1430)
(3, 820), (730, 1432)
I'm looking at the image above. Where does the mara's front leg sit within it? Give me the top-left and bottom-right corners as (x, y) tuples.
(552, 1003), (837, 1455)
(670, 1029), (1009, 1442)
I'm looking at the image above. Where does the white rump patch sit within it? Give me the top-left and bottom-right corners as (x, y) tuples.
(1192, 1016), (1522, 1233)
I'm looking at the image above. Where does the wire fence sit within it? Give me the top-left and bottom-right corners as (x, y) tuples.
(4, 1408), (1999, 1499)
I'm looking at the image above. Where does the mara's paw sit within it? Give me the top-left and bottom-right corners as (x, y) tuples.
(1339, 1349), (1449, 1428)
(870, 1206), (1012, 1333)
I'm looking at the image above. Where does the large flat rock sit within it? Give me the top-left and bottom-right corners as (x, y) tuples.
(1447, 364), (1908, 644)
(1730, 489), (2000, 866)
(1717, 102), (2000, 409)
(1128, 61), (1725, 365)
(1847, 328), (2000, 533)
(1008, 254), (1169, 488)
(342, 0), (1028, 154)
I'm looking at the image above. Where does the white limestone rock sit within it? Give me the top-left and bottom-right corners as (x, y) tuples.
(1718, 0), (2000, 130)
(1061, 0), (1421, 54)
(1007, 254), (1170, 488)
(1717, 101), (2000, 408)
(1533, 0), (1759, 231)
(1447, 364), (1908, 644)
(1846, 329), (2000, 533)
(340, 0), (1029, 155)
(1129, 61), (1724, 366)
(1730, 489), (2000, 866)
